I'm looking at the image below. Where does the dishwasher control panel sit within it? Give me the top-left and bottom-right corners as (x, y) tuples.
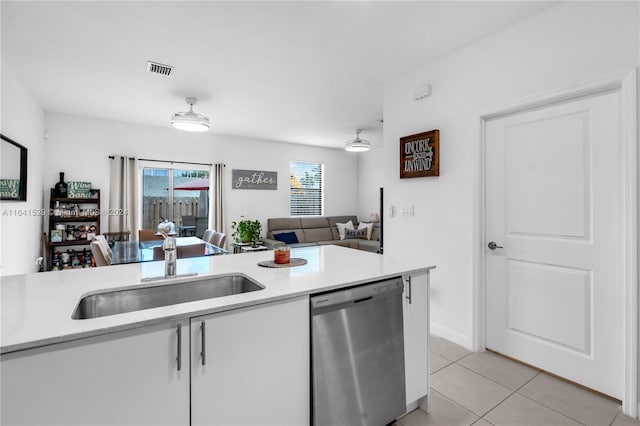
(310, 276), (404, 309)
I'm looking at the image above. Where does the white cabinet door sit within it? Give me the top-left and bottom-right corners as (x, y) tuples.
(191, 296), (310, 426)
(403, 272), (430, 411)
(0, 320), (190, 426)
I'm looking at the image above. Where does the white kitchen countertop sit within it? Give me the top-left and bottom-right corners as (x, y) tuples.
(1, 245), (434, 354)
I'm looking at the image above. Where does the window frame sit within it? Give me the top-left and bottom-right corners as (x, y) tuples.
(289, 160), (324, 217)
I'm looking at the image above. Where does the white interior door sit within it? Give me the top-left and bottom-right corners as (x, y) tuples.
(485, 90), (623, 399)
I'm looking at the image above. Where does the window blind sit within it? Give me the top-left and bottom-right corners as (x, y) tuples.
(290, 161), (324, 216)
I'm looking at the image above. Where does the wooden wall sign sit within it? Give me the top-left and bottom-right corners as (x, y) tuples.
(232, 169), (277, 190)
(400, 129), (439, 178)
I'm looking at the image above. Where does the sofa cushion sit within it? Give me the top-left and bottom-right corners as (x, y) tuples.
(345, 227), (368, 239)
(268, 218), (302, 234)
(328, 216), (358, 239)
(273, 231), (299, 244)
(357, 240), (380, 253)
(271, 229), (305, 243)
(339, 239), (361, 249)
(335, 221), (354, 240)
(300, 217), (330, 229)
(357, 222), (374, 240)
(371, 225), (380, 241)
(304, 227), (333, 243)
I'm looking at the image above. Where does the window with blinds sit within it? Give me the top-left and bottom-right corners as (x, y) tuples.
(290, 161), (324, 216)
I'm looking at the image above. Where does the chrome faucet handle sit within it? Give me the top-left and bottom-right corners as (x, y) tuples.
(161, 232), (177, 277)
(163, 234), (176, 250)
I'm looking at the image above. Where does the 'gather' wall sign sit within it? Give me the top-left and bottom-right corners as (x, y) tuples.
(399, 129), (440, 178)
(232, 169), (278, 190)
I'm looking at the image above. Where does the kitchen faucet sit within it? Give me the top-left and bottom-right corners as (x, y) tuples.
(163, 234), (176, 277)
(138, 233), (198, 283)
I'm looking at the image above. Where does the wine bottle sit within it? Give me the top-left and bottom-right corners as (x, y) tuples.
(54, 172), (68, 198)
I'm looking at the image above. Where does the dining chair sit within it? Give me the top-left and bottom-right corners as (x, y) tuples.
(180, 215), (196, 236)
(139, 229), (163, 241)
(177, 243), (206, 259)
(103, 231), (131, 247)
(211, 232), (226, 248)
(93, 235), (113, 262)
(203, 229), (215, 244)
(195, 217), (208, 239)
(152, 246), (164, 261)
(90, 241), (110, 266)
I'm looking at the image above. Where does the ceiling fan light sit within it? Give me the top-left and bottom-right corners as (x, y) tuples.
(171, 98), (211, 132)
(344, 129), (371, 152)
(345, 140), (371, 152)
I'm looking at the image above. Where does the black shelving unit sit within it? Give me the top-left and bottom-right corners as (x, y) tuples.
(47, 188), (100, 270)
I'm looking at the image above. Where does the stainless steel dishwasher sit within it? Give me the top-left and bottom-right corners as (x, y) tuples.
(311, 277), (406, 426)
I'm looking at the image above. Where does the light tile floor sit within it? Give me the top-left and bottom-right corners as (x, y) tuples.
(398, 335), (640, 426)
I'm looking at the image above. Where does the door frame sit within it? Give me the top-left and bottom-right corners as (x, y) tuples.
(473, 69), (638, 417)
(137, 160), (212, 232)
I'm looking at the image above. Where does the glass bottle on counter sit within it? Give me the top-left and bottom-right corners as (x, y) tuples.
(54, 172), (68, 198)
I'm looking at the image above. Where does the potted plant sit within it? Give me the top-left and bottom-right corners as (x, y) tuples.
(231, 216), (262, 247)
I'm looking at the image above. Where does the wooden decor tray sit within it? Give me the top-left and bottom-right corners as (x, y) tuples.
(257, 258), (307, 268)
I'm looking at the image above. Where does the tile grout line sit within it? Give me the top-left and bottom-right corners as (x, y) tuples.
(450, 351), (591, 424)
(427, 388), (484, 424)
(431, 348), (473, 364)
(514, 389), (589, 425)
(466, 366), (588, 425)
(476, 373), (539, 423)
(453, 358), (534, 395)
(434, 341), (625, 426)
(439, 357), (516, 419)
(514, 372), (619, 426)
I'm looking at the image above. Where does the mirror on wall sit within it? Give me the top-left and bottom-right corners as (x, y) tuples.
(1, 134), (28, 201)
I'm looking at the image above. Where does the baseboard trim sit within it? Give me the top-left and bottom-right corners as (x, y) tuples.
(430, 323), (472, 350)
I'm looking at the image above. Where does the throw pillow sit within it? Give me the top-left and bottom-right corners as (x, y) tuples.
(273, 231), (299, 244)
(335, 221), (354, 240)
(358, 222), (374, 240)
(345, 227), (368, 240)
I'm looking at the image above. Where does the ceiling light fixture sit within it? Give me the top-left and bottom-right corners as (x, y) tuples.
(171, 97), (211, 132)
(344, 129), (370, 152)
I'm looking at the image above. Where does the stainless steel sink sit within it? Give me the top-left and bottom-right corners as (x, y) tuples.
(72, 275), (264, 319)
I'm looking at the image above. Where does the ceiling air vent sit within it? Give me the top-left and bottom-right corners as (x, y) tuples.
(146, 61), (174, 77)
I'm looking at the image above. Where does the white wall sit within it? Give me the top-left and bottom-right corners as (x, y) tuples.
(43, 113), (360, 243)
(366, 2), (639, 348)
(0, 63), (45, 276)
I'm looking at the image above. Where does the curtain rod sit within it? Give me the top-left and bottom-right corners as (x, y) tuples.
(108, 156), (224, 167)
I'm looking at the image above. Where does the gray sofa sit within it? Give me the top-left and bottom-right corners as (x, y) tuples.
(262, 215), (380, 253)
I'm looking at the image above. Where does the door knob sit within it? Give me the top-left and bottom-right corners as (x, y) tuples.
(488, 241), (503, 250)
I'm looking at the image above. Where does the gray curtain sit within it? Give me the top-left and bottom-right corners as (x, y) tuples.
(210, 163), (224, 233)
(108, 156), (139, 234)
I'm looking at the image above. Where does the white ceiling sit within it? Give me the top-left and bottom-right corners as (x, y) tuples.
(1, 1), (555, 149)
